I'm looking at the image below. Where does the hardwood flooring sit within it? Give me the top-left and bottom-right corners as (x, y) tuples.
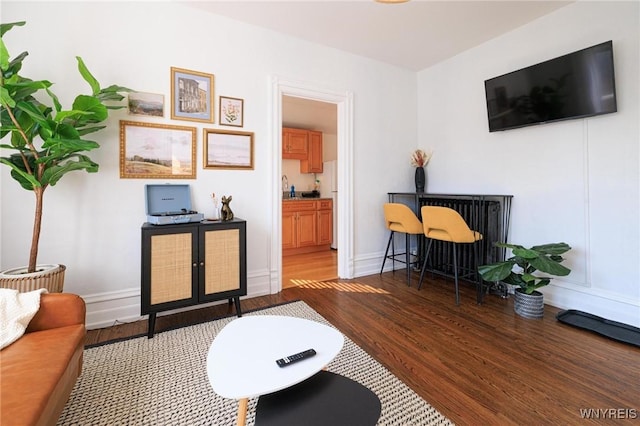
(282, 249), (337, 289)
(86, 270), (640, 425)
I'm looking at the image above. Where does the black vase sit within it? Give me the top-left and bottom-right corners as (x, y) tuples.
(415, 167), (425, 193)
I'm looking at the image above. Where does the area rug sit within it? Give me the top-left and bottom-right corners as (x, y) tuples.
(58, 301), (453, 425)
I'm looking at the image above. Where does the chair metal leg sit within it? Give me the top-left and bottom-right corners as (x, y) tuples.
(405, 233), (411, 287)
(473, 242), (482, 304)
(380, 231), (394, 274)
(417, 239), (433, 290)
(453, 243), (460, 305)
(391, 232), (396, 274)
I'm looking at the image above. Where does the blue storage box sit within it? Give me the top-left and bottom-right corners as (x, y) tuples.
(145, 184), (204, 225)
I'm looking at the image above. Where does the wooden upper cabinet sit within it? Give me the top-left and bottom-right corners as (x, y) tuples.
(283, 127), (323, 173)
(282, 127), (308, 159)
(300, 130), (323, 173)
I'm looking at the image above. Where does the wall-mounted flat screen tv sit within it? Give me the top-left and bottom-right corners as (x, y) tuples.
(485, 41), (617, 132)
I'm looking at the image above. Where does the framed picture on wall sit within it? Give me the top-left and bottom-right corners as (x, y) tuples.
(219, 96), (244, 127)
(120, 120), (197, 179)
(170, 67), (214, 123)
(203, 128), (254, 170)
(128, 92), (165, 117)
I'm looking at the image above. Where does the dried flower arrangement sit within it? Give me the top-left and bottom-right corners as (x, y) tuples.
(410, 149), (432, 168)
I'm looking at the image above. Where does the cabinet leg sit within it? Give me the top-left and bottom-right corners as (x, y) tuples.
(147, 312), (157, 339)
(234, 296), (242, 317)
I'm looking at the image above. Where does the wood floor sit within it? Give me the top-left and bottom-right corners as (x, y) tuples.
(282, 249), (337, 289)
(86, 269), (640, 425)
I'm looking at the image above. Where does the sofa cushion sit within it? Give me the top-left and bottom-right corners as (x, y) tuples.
(0, 324), (85, 426)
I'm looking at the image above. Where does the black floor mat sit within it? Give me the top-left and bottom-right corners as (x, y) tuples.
(556, 310), (640, 348)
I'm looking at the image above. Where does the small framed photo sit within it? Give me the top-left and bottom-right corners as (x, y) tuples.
(170, 67), (214, 123)
(120, 120), (197, 179)
(219, 96), (244, 127)
(203, 128), (254, 170)
(128, 92), (164, 117)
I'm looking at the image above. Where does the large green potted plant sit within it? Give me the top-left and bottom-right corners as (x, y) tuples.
(0, 21), (130, 292)
(478, 242), (571, 318)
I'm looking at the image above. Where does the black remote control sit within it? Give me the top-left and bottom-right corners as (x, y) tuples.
(276, 349), (316, 367)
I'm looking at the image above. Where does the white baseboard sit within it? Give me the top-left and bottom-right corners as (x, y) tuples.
(544, 284), (640, 328)
(355, 251), (640, 328)
(83, 258), (639, 330)
(83, 269), (272, 330)
(353, 251), (396, 278)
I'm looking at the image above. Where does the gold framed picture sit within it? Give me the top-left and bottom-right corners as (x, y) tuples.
(128, 92), (164, 117)
(120, 120), (197, 179)
(203, 128), (254, 170)
(219, 96), (244, 127)
(170, 67), (214, 123)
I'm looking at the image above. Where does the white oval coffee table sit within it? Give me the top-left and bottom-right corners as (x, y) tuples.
(206, 315), (344, 426)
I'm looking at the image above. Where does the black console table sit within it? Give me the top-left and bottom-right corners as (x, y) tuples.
(387, 192), (513, 297)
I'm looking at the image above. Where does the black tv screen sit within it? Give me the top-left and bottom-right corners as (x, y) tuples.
(485, 41), (617, 132)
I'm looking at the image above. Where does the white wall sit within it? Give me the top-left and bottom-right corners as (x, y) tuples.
(7, 2), (635, 329)
(1, 2), (417, 327)
(417, 1), (640, 326)
(282, 159), (316, 192)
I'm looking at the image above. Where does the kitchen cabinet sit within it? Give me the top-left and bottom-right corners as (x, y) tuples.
(283, 199), (332, 256)
(283, 200), (317, 251)
(282, 127), (323, 173)
(141, 219), (247, 337)
(317, 199), (333, 245)
(282, 127), (308, 159)
(300, 130), (323, 173)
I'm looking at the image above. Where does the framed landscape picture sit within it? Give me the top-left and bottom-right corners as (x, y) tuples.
(203, 128), (254, 170)
(120, 120), (197, 179)
(128, 92), (164, 117)
(219, 96), (244, 127)
(170, 67), (214, 123)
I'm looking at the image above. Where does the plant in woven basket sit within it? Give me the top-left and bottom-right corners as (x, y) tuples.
(478, 242), (572, 295)
(0, 21), (131, 274)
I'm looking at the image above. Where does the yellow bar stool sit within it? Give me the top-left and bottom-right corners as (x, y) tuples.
(380, 203), (423, 286)
(417, 206), (483, 305)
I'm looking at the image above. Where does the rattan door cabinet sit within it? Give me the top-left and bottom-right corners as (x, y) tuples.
(141, 219), (247, 338)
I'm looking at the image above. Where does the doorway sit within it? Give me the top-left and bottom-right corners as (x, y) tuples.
(281, 96), (337, 288)
(269, 77), (354, 294)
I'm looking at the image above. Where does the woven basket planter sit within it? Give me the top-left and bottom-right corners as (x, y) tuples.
(513, 288), (544, 318)
(513, 288), (544, 319)
(0, 264), (66, 293)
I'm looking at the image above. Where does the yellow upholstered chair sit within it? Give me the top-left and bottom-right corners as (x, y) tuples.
(380, 203), (423, 286)
(417, 206), (483, 305)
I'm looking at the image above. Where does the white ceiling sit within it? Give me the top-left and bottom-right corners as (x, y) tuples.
(282, 95), (338, 134)
(184, 0), (573, 134)
(185, 0), (573, 72)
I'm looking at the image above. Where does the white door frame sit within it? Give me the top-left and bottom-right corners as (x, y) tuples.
(269, 76), (354, 293)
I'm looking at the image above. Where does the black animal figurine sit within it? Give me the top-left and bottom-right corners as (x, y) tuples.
(221, 196), (234, 221)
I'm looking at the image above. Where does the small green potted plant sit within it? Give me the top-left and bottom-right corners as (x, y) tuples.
(478, 242), (571, 318)
(0, 21), (130, 292)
